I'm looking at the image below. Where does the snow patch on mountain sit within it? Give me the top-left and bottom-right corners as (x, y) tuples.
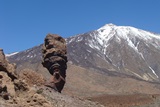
(6, 52), (19, 57)
(149, 66), (159, 78)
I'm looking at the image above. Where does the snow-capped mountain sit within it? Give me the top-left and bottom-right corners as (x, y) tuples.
(7, 23), (160, 83)
(67, 23), (160, 82)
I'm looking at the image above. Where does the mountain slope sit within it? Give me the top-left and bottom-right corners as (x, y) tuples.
(7, 23), (160, 83)
(67, 23), (160, 82)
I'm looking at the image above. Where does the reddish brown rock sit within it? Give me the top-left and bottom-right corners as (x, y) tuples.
(0, 48), (17, 80)
(42, 34), (68, 93)
(0, 48), (17, 100)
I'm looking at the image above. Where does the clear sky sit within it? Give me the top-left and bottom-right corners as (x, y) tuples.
(1, 0), (160, 53)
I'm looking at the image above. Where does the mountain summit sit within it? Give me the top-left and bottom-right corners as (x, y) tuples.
(8, 24), (160, 83)
(67, 24), (160, 82)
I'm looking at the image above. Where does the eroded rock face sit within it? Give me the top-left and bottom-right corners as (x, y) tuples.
(0, 49), (53, 107)
(0, 49), (28, 100)
(19, 69), (46, 86)
(0, 48), (17, 100)
(0, 49), (8, 71)
(0, 72), (15, 98)
(0, 49), (17, 80)
(42, 34), (68, 93)
(0, 48), (103, 107)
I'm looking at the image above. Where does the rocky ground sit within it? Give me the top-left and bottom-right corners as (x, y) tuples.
(88, 94), (160, 107)
(0, 49), (103, 107)
(0, 68), (104, 107)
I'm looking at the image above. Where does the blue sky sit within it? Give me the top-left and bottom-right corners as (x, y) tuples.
(0, 0), (160, 53)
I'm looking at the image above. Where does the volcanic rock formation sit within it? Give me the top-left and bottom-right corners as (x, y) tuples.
(42, 34), (68, 93)
(0, 48), (52, 107)
(0, 48), (17, 100)
(1, 48), (102, 107)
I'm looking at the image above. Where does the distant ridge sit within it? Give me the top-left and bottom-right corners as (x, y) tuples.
(7, 23), (160, 83)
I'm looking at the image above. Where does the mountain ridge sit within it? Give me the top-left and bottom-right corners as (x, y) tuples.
(66, 24), (160, 82)
(7, 24), (160, 83)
